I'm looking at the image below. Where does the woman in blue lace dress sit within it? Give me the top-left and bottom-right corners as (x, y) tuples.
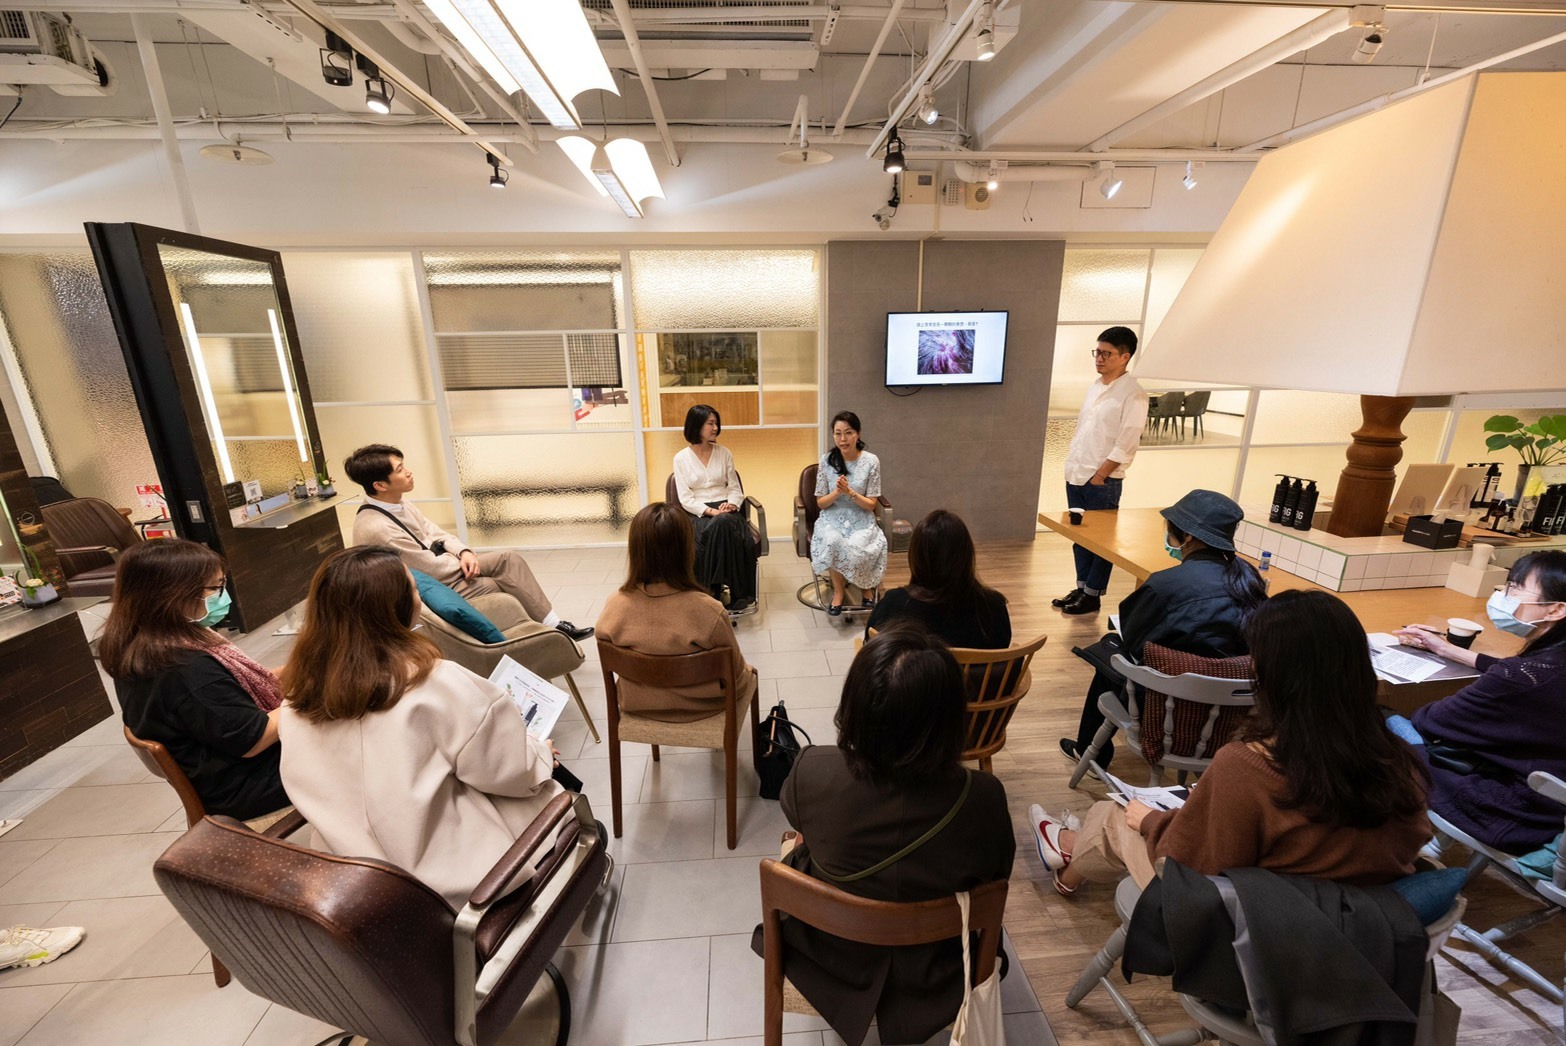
(811, 411), (889, 616)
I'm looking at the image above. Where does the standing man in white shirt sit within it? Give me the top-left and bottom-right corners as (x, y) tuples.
(1053, 327), (1148, 616)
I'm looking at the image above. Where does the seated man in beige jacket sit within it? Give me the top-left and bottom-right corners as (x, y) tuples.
(343, 444), (593, 641)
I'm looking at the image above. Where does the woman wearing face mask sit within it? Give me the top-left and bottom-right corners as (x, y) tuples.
(1060, 490), (1268, 769)
(101, 539), (289, 822)
(278, 545), (563, 908)
(1393, 550), (1566, 853)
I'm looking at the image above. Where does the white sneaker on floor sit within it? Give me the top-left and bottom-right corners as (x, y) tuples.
(0, 925), (86, 970)
(1028, 804), (1071, 872)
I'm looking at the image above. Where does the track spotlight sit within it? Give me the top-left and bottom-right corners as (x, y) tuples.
(365, 76), (393, 114)
(975, 2), (996, 61)
(319, 30), (353, 88)
(487, 152), (508, 189)
(355, 54), (393, 114)
(916, 84), (939, 126)
(883, 134), (906, 175)
(1352, 25), (1386, 64)
(1097, 162), (1122, 200)
(1183, 160), (1198, 190)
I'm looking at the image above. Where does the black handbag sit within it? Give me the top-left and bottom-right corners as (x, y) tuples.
(755, 701), (811, 801)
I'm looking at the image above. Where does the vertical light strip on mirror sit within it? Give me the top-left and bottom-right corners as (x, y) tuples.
(267, 308), (309, 464)
(178, 301), (235, 484)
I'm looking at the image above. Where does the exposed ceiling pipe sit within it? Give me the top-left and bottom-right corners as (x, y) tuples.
(0, 121), (883, 145)
(131, 13), (200, 234)
(607, 0), (681, 168)
(950, 161), (1096, 182)
(903, 147), (1265, 162)
(787, 93), (810, 146)
(277, 0), (520, 162)
(381, 0), (536, 149)
(587, 5), (946, 23)
(379, 17), (442, 55)
(1085, 9), (1355, 153)
(832, 0), (904, 138)
(866, 0), (986, 158)
(1243, 24), (1566, 149)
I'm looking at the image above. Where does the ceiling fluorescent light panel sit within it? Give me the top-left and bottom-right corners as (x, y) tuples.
(558, 136), (665, 218)
(424, 0), (617, 130)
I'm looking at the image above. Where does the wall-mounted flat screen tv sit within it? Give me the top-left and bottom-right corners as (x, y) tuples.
(885, 311), (1009, 387)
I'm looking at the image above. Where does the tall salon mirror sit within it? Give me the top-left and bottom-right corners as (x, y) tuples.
(88, 224), (344, 631)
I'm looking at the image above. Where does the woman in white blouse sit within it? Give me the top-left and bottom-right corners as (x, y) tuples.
(277, 545), (563, 909)
(672, 404), (758, 613)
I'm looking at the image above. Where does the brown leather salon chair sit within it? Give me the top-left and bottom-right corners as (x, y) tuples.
(154, 792), (610, 1046)
(38, 496), (143, 598)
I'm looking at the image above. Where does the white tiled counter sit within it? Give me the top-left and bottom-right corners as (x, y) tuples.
(1236, 514), (1472, 592)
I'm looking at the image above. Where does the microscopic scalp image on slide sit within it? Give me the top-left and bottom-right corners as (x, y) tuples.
(917, 327), (976, 375)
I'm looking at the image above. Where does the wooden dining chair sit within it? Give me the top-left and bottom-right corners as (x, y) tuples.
(759, 857), (1009, 1046)
(123, 726), (305, 988)
(596, 641), (760, 850)
(952, 632), (1049, 773)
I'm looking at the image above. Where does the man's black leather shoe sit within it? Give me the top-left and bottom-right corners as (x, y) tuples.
(556, 621), (594, 641)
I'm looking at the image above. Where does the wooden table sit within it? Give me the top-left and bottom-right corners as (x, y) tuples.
(1038, 508), (1521, 712)
(0, 596), (113, 780)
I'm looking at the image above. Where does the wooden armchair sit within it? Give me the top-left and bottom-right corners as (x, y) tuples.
(597, 641), (759, 850)
(953, 631), (1049, 773)
(758, 857), (1008, 1046)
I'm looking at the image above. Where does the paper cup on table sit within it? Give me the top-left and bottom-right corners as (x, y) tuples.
(1069, 508), (1084, 526)
(1446, 618), (1483, 649)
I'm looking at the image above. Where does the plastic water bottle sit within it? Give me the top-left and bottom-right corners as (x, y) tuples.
(1258, 550), (1272, 593)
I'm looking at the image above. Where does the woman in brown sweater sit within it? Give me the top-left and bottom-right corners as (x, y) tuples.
(1032, 589), (1431, 894)
(595, 501), (757, 722)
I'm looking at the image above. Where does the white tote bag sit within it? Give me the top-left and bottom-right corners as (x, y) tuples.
(949, 890), (1006, 1046)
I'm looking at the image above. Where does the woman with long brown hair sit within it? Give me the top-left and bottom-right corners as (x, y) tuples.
(865, 509), (1010, 649)
(278, 545), (561, 908)
(595, 501), (757, 721)
(1031, 590), (1430, 896)
(101, 539), (288, 822)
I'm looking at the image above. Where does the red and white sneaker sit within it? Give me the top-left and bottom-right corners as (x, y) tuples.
(1028, 804), (1073, 872)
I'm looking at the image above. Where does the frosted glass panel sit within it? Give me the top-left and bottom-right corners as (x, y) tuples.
(283, 252), (432, 402)
(227, 438), (308, 495)
(1058, 250), (1150, 322)
(760, 330), (818, 424)
(454, 432), (638, 547)
(644, 427), (819, 538)
(630, 249), (820, 329)
(1051, 324), (1140, 413)
(446, 388), (574, 432)
(1037, 418), (1077, 512)
(1402, 411), (1450, 467)
(1122, 449), (1240, 511)
(1249, 390), (1366, 446)
(423, 250), (624, 331)
(0, 252), (158, 512)
(1143, 249), (1203, 348)
(315, 404), (449, 494)
(439, 333), (568, 390)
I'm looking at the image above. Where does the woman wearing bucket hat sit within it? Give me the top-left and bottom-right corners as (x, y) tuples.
(1058, 489), (1268, 769)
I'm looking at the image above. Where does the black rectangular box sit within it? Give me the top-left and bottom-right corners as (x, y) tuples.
(1404, 515), (1463, 550)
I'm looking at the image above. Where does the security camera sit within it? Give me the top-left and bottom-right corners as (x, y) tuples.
(872, 209), (892, 230)
(1352, 26), (1385, 63)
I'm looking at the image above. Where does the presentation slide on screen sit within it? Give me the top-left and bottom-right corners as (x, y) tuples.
(885, 311), (1008, 386)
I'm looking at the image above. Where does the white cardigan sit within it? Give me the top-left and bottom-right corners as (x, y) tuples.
(279, 660), (562, 909)
(672, 444), (744, 517)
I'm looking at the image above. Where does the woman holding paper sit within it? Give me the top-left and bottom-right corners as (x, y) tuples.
(278, 545), (563, 909)
(1031, 591), (1430, 896)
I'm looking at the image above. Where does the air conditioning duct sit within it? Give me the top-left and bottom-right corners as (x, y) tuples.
(0, 10), (114, 94)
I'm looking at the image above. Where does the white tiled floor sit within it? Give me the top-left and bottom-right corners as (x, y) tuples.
(0, 553), (1048, 1046)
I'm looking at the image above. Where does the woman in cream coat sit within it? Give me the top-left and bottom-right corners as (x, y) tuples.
(278, 545), (562, 909)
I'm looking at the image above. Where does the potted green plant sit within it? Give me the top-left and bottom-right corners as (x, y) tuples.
(315, 467), (336, 498)
(1484, 414), (1566, 500)
(14, 547), (59, 608)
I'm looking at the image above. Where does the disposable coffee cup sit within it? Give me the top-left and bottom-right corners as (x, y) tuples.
(1069, 508), (1084, 526)
(1446, 618), (1483, 649)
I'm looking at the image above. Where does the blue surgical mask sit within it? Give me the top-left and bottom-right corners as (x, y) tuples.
(1486, 590), (1537, 638)
(1164, 534), (1185, 562)
(194, 588), (232, 628)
